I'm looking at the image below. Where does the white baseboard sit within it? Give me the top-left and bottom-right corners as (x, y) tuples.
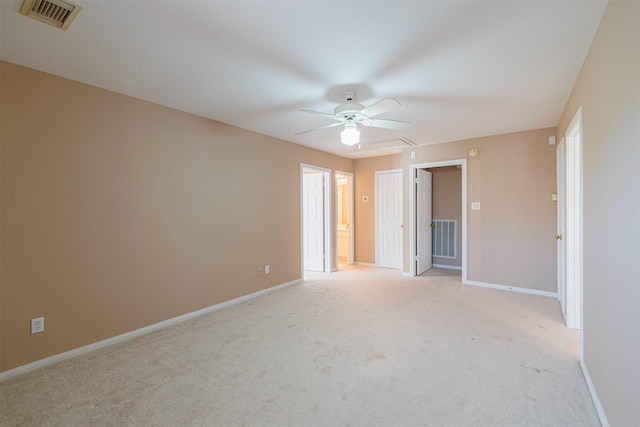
(433, 264), (462, 271)
(402, 271), (412, 277)
(580, 359), (609, 427)
(464, 280), (557, 298)
(0, 278), (302, 382)
(354, 262), (376, 267)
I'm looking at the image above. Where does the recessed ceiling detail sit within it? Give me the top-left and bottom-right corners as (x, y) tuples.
(20, 0), (81, 31)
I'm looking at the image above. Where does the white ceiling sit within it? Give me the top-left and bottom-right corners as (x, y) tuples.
(0, 0), (607, 159)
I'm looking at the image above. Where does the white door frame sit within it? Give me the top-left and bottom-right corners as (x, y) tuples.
(563, 108), (583, 332)
(335, 170), (354, 267)
(300, 164), (332, 275)
(409, 159), (467, 280)
(375, 169), (403, 268)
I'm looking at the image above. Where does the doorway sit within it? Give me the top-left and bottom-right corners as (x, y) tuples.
(410, 160), (467, 280)
(425, 166), (463, 273)
(335, 171), (354, 269)
(301, 164), (331, 274)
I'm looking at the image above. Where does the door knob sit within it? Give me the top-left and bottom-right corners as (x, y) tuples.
(555, 234), (562, 240)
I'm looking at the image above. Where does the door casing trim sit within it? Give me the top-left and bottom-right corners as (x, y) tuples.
(409, 159), (467, 281)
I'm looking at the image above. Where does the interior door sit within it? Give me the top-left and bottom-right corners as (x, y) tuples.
(303, 172), (324, 272)
(416, 169), (433, 275)
(564, 121), (582, 330)
(556, 138), (566, 320)
(377, 171), (403, 269)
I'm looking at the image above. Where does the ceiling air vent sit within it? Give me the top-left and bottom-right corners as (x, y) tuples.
(20, 0), (82, 31)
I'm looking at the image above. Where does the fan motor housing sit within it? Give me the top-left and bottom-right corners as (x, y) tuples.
(335, 103), (364, 118)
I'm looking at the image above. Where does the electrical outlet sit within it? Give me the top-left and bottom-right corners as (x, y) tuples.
(31, 317), (44, 334)
(258, 266), (264, 276)
(265, 265), (270, 274)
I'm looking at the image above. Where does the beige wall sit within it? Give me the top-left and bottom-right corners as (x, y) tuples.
(353, 154), (402, 264)
(427, 166), (462, 268)
(556, 1), (640, 425)
(0, 61), (353, 372)
(402, 128), (557, 291)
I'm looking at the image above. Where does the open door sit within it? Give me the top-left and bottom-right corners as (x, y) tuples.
(303, 172), (325, 272)
(416, 169), (433, 275)
(563, 109), (583, 330)
(557, 138), (566, 320)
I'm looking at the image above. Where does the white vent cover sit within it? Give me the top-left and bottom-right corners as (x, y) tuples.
(20, 0), (82, 31)
(433, 219), (457, 259)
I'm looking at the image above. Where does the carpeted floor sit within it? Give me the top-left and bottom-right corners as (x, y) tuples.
(0, 266), (600, 426)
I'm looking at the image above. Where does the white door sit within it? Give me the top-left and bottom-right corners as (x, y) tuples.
(556, 138), (566, 320)
(377, 171), (403, 269)
(416, 169), (433, 275)
(564, 112), (582, 330)
(303, 172), (324, 272)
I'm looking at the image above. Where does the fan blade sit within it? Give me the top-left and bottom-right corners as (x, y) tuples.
(360, 98), (401, 118)
(294, 121), (343, 135)
(299, 108), (338, 119)
(361, 118), (411, 130)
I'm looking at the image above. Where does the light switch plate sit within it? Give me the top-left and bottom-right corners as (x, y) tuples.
(471, 202), (481, 210)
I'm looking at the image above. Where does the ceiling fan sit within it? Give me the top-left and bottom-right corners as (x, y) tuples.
(295, 91), (411, 146)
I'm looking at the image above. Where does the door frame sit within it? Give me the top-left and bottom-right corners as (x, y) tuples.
(334, 170), (354, 267)
(409, 159), (467, 280)
(375, 169), (403, 268)
(300, 164), (332, 275)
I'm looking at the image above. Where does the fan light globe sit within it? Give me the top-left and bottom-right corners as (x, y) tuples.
(341, 126), (360, 146)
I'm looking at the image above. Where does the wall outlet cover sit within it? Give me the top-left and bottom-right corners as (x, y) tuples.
(31, 317), (44, 334)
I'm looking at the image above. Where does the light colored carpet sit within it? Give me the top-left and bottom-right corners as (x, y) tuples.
(0, 266), (599, 426)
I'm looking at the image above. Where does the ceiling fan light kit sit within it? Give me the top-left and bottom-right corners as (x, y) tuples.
(340, 120), (360, 145)
(297, 91), (412, 146)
